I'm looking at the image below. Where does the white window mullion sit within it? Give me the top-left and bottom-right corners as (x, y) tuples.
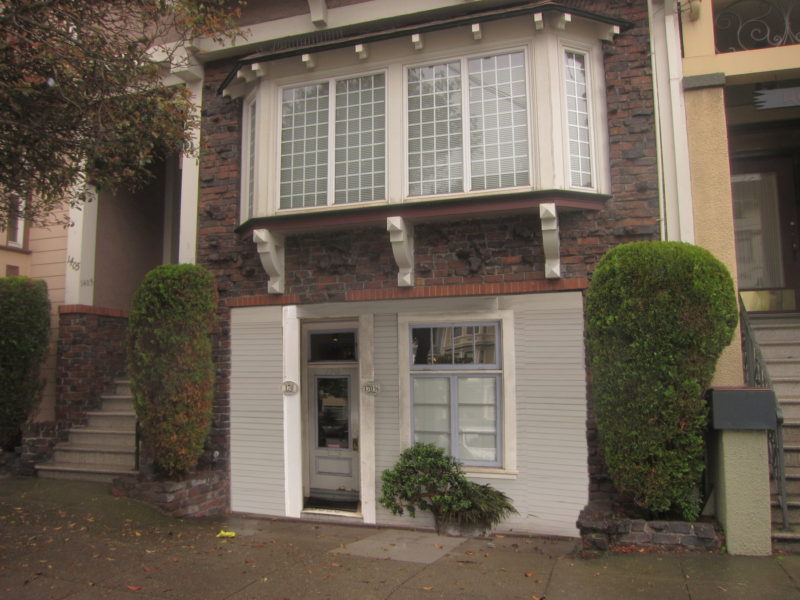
(460, 56), (472, 193)
(326, 80), (336, 206)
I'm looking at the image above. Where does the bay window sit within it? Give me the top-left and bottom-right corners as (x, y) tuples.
(236, 15), (610, 220)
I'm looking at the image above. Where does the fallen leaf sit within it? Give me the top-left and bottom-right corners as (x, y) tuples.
(127, 585), (141, 591)
(525, 572), (534, 577)
(434, 543), (443, 549)
(216, 530), (236, 538)
(422, 586), (433, 591)
(245, 559), (255, 564)
(330, 562), (341, 568)
(465, 551), (475, 556)
(169, 557), (179, 563)
(495, 534), (506, 538)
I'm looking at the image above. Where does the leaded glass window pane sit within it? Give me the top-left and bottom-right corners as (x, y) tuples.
(279, 84), (329, 209)
(407, 62), (463, 196)
(468, 51), (529, 190)
(565, 51), (593, 188)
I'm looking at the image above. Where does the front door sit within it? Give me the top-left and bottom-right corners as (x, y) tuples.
(732, 157), (800, 312)
(304, 327), (360, 510)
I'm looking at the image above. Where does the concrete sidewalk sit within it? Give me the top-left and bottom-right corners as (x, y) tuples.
(1, 476), (799, 599)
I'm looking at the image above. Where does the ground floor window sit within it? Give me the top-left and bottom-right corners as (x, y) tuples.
(410, 323), (501, 467)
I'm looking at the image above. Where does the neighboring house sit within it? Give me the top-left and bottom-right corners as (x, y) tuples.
(678, 0), (800, 551)
(1, 200), (69, 437)
(33, 0), (782, 550)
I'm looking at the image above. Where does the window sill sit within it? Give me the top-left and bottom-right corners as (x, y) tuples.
(463, 467), (519, 480)
(237, 189), (608, 237)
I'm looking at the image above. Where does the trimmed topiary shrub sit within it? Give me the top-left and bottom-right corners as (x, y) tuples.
(0, 276), (50, 450)
(127, 264), (217, 476)
(585, 241), (738, 520)
(379, 442), (516, 533)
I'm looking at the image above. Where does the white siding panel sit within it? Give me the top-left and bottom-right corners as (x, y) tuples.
(368, 293), (588, 537)
(488, 292), (588, 537)
(230, 306), (285, 516)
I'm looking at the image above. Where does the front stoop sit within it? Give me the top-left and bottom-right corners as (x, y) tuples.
(749, 313), (800, 550)
(36, 379), (138, 483)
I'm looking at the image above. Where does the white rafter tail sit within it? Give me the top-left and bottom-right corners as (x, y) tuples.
(236, 64), (258, 84)
(411, 33), (424, 51)
(253, 229), (286, 294)
(471, 23), (482, 40)
(557, 13), (572, 30)
(301, 53), (316, 69)
(308, 0), (328, 26)
(387, 216), (415, 287)
(601, 24), (621, 42)
(355, 43), (368, 60)
(533, 12), (544, 31)
(539, 203), (561, 279)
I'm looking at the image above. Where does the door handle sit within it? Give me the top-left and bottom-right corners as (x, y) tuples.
(352, 437), (359, 452)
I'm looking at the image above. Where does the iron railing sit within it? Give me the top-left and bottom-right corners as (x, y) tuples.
(739, 295), (789, 530)
(715, 0), (800, 53)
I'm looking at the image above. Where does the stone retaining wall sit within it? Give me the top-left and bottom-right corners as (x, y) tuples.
(111, 470), (229, 518)
(578, 510), (722, 554)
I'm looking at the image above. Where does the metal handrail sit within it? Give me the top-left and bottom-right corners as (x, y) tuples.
(739, 295), (789, 530)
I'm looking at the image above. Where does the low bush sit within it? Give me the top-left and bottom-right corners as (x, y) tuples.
(0, 276), (50, 449)
(585, 241), (738, 520)
(127, 264), (217, 476)
(379, 443), (516, 533)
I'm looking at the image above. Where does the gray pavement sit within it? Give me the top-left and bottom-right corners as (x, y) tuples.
(2, 476), (800, 599)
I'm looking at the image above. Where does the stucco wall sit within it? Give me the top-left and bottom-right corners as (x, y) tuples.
(685, 85), (743, 387)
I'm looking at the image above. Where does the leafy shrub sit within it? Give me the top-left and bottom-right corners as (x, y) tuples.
(0, 276), (50, 449)
(127, 264), (217, 476)
(585, 241), (738, 520)
(379, 443), (516, 533)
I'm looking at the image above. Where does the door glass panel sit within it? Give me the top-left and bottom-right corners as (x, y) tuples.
(309, 331), (356, 362)
(732, 172), (784, 289)
(316, 377), (349, 449)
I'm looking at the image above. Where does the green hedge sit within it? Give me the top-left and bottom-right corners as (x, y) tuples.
(0, 276), (50, 449)
(127, 264), (217, 476)
(585, 242), (738, 520)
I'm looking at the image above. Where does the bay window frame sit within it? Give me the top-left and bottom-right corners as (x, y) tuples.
(238, 17), (610, 222)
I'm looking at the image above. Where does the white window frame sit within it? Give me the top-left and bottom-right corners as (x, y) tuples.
(237, 15), (611, 221)
(4, 196), (24, 248)
(274, 71), (388, 211)
(241, 91), (259, 221)
(403, 47), (533, 200)
(559, 40), (600, 192)
(398, 310), (517, 477)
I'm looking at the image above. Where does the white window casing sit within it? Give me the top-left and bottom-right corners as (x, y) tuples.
(398, 310), (517, 477)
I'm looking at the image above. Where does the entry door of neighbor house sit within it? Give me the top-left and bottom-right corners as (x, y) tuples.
(732, 157), (800, 312)
(304, 326), (360, 508)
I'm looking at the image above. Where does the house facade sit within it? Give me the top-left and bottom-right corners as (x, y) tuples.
(194, 0), (660, 538)
(34, 0), (770, 544)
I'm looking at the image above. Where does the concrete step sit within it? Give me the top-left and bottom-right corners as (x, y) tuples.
(763, 358), (800, 378)
(86, 411), (136, 431)
(67, 428), (136, 449)
(101, 394), (135, 413)
(113, 379), (133, 396)
(771, 501), (800, 526)
(783, 444), (800, 467)
(761, 342), (800, 360)
(779, 399), (800, 421)
(53, 444), (135, 469)
(775, 378), (800, 398)
(36, 462), (137, 483)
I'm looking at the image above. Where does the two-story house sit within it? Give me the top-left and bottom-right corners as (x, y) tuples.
(34, 0), (771, 545)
